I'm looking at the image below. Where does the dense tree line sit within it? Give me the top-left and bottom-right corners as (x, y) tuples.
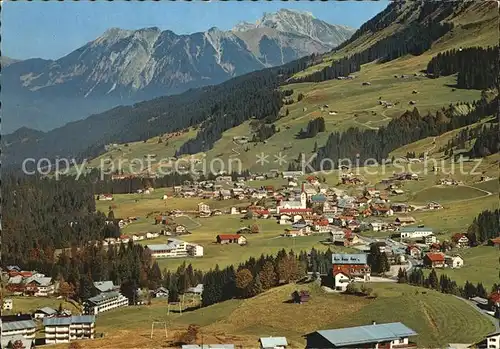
(297, 117), (326, 139)
(440, 123), (499, 158)
(399, 267), (499, 302)
(2, 175), (114, 266)
(310, 96), (497, 171)
(469, 123), (499, 158)
(291, 20), (453, 84)
(426, 46), (498, 89)
(467, 209), (500, 244)
(253, 123), (278, 142)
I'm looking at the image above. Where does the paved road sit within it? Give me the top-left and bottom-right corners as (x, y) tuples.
(455, 296), (500, 332)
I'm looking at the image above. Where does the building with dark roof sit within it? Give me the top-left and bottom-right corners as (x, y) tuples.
(43, 315), (96, 344)
(305, 322), (417, 348)
(84, 291), (129, 315)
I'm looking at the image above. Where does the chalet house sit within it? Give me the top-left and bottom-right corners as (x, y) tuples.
(329, 229), (346, 243)
(424, 234), (437, 245)
(146, 232), (159, 239)
(33, 306), (57, 319)
(322, 201), (337, 214)
(151, 287), (169, 298)
(305, 322), (417, 349)
(391, 203), (409, 213)
(400, 227), (434, 239)
(24, 276), (55, 297)
(44, 315), (96, 344)
(84, 291), (129, 315)
(216, 234), (247, 245)
(445, 255), (464, 268)
(132, 234), (145, 241)
(292, 223), (311, 234)
(198, 202), (210, 214)
(230, 207), (240, 215)
(489, 291), (500, 310)
(175, 225), (188, 234)
(211, 209), (223, 216)
(371, 205), (394, 217)
(406, 245), (422, 259)
(332, 254), (371, 281)
(259, 336), (288, 349)
(451, 233), (470, 248)
(254, 209), (270, 219)
(472, 330), (500, 349)
(427, 202), (443, 210)
(369, 222), (387, 232)
(395, 216), (416, 226)
(313, 219), (331, 233)
(282, 171), (303, 179)
(423, 252), (445, 268)
(94, 281), (119, 294)
(3, 299), (13, 311)
(333, 271), (351, 292)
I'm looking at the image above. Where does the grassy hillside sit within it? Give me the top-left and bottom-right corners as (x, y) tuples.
(46, 283), (494, 349)
(79, 2), (497, 175)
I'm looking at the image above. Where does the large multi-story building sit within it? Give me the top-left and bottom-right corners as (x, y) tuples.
(145, 239), (204, 259)
(43, 315), (96, 344)
(0, 315), (36, 340)
(84, 291), (129, 315)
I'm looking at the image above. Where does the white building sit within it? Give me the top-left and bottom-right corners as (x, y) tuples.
(3, 299), (13, 311)
(334, 271), (351, 292)
(1, 319), (36, 339)
(259, 336), (288, 349)
(84, 292), (129, 315)
(399, 227), (434, 239)
(445, 255), (464, 269)
(145, 240), (203, 258)
(44, 315), (95, 344)
(483, 330), (500, 349)
(198, 202), (210, 214)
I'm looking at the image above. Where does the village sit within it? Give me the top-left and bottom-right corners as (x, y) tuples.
(1, 169), (499, 349)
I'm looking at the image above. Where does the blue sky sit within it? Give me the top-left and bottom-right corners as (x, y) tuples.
(2, 0), (388, 60)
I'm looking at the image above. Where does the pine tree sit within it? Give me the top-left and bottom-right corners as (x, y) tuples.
(259, 261), (277, 290)
(251, 274), (263, 297)
(236, 268), (254, 299)
(427, 269), (439, 290)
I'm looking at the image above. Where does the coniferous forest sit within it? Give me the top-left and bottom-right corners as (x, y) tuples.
(309, 95), (497, 170)
(426, 46), (498, 89)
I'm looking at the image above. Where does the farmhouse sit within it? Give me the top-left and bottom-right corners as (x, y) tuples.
(399, 227), (434, 239)
(332, 254), (371, 281)
(406, 245), (422, 259)
(305, 322), (417, 349)
(424, 234), (437, 245)
(216, 234), (247, 245)
(33, 307), (57, 319)
(3, 299), (13, 311)
(24, 276), (55, 297)
(395, 216), (416, 226)
(451, 233), (470, 248)
(423, 252), (445, 268)
(333, 271), (351, 292)
(445, 255), (464, 268)
(151, 287), (169, 298)
(259, 336), (288, 349)
(145, 240), (204, 258)
(84, 291), (129, 315)
(44, 315), (96, 344)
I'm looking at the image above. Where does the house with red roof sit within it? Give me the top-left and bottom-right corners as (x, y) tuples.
(423, 252), (445, 268)
(406, 245), (422, 259)
(489, 291), (500, 309)
(216, 234), (247, 245)
(313, 219), (331, 233)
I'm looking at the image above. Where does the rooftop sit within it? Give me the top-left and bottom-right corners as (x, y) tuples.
(332, 253), (368, 265)
(1, 319), (36, 332)
(312, 322), (417, 346)
(259, 336), (288, 348)
(87, 291), (121, 304)
(43, 315), (95, 326)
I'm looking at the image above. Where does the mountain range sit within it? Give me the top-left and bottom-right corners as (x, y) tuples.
(2, 9), (354, 133)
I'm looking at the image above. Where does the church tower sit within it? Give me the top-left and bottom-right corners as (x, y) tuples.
(300, 183), (307, 209)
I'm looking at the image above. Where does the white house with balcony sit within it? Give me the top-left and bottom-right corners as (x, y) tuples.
(84, 291), (129, 315)
(44, 315), (96, 344)
(0, 318), (36, 340)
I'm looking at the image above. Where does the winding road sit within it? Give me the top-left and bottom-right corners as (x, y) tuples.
(454, 296), (500, 332)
